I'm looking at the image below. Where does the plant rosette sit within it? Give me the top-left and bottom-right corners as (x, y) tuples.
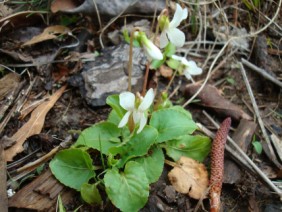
(50, 4), (209, 211)
(50, 92), (211, 212)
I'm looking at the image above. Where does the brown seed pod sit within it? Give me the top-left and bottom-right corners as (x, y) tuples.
(210, 117), (231, 212)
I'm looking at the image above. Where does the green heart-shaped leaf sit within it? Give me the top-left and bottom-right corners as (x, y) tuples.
(134, 146), (164, 183)
(81, 183), (102, 205)
(164, 135), (211, 162)
(104, 161), (149, 212)
(150, 107), (197, 143)
(74, 122), (121, 155)
(50, 148), (95, 191)
(109, 126), (158, 167)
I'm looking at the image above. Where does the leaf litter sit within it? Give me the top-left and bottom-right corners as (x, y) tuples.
(4, 85), (66, 161)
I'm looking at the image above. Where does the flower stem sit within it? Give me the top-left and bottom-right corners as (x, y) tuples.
(165, 68), (178, 93)
(142, 62), (150, 96)
(128, 115), (135, 134)
(128, 29), (138, 92)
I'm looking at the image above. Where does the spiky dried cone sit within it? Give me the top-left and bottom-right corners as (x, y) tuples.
(210, 117), (231, 212)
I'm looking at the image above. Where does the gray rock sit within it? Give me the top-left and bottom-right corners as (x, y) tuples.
(69, 42), (147, 106)
(54, 0), (166, 16)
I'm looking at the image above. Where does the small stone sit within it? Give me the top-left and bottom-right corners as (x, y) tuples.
(69, 43), (147, 106)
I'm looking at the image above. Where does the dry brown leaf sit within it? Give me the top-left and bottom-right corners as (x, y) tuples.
(0, 4), (13, 17)
(4, 85), (67, 161)
(22, 25), (71, 47)
(0, 73), (20, 101)
(159, 65), (173, 78)
(19, 97), (48, 120)
(51, 0), (78, 13)
(168, 156), (209, 199)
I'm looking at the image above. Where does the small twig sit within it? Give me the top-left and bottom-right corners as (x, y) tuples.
(15, 146), (60, 174)
(15, 136), (73, 174)
(0, 64), (16, 74)
(150, 0), (160, 36)
(168, 84), (181, 100)
(241, 58), (282, 88)
(202, 111), (282, 199)
(182, 41), (229, 107)
(238, 62), (277, 165)
(92, 0), (102, 30)
(164, 67), (178, 93)
(6, 149), (40, 171)
(233, 0), (238, 27)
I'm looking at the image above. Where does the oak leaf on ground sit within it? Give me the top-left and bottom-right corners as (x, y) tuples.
(168, 156), (209, 199)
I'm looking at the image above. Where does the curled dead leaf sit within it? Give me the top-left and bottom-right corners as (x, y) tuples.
(168, 156), (209, 199)
(22, 25), (71, 47)
(184, 83), (251, 121)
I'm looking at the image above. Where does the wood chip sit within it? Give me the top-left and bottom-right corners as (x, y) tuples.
(8, 169), (75, 211)
(0, 143), (8, 212)
(224, 119), (257, 184)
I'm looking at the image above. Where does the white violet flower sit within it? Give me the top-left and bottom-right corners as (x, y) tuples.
(142, 38), (163, 60)
(118, 88), (154, 134)
(171, 55), (203, 80)
(134, 31), (163, 61)
(159, 3), (188, 48)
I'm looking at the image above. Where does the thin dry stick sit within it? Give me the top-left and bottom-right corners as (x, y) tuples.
(233, 0), (238, 27)
(16, 146), (60, 173)
(128, 29), (136, 92)
(164, 66), (178, 93)
(0, 64), (16, 74)
(203, 4), (207, 49)
(202, 111), (282, 199)
(92, 0), (102, 30)
(150, 0), (160, 34)
(182, 0), (282, 107)
(238, 62), (277, 162)
(241, 58), (282, 88)
(15, 136), (73, 174)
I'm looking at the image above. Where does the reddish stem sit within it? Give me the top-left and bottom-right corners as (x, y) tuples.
(209, 117), (231, 212)
(142, 62), (150, 96)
